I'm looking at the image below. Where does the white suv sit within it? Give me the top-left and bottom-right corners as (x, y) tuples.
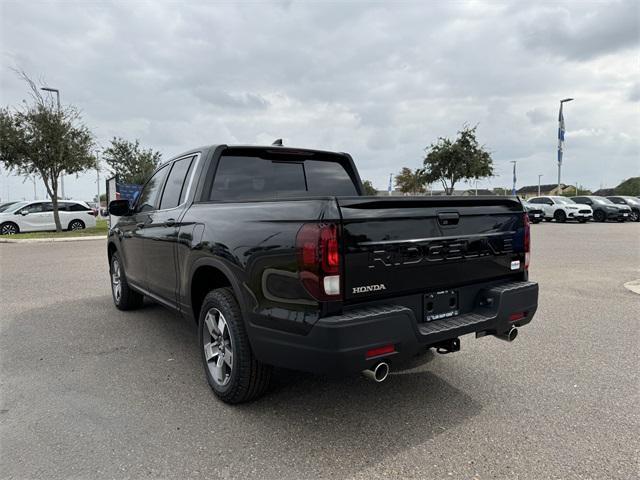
(0, 200), (97, 235)
(527, 196), (593, 223)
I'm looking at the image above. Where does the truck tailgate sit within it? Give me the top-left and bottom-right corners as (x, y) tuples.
(337, 196), (527, 302)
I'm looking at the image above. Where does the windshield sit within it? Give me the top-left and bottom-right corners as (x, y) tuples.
(1, 201), (29, 213)
(593, 197), (614, 205)
(622, 196), (640, 206)
(0, 202), (18, 213)
(553, 197), (575, 204)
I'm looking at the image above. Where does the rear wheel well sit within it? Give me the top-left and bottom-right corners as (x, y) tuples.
(191, 266), (232, 323)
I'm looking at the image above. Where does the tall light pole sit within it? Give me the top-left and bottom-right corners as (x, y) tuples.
(557, 98), (574, 194)
(510, 161), (517, 196)
(40, 86), (64, 199)
(96, 150), (101, 206)
(538, 174), (543, 196)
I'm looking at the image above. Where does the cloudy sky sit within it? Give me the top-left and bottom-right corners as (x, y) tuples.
(1, 0), (638, 201)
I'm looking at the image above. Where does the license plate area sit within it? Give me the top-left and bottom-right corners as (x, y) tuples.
(424, 289), (459, 322)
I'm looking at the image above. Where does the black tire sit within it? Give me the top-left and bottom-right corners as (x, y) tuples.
(594, 210), (606, 222)
(553, 210), (567, 223)
(199, 288), (272, 404)
(110, 252), (144, 310)
(68, 219), (85, 231)
(631, 210), (639, 222)
(0, 222), (19, 235)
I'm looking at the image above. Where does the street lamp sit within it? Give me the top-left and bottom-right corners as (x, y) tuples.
(538, 174), (543, 196)
(40, 87), (64, 199)
(557, 98), (574, 195)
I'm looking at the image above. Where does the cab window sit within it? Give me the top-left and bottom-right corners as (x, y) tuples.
(136, 165), (170, 213)
(159, 156), (194, 210)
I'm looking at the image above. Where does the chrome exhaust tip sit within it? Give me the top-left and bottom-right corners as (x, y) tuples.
(363, 361), (390, 383)
(495, 326), (518, 342)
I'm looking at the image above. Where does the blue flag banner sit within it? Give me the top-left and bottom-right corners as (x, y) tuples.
(117, 182), (143, 206)
(388, 173), (392, 195)
(558, 103), (565, 166)
(512, 163), (517, 196)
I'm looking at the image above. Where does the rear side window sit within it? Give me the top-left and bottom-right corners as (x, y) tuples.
(160, 156), (194, 210)
(68, 203), (90, 211)
(209, 155), (357, 201)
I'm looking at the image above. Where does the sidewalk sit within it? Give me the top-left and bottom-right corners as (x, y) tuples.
(0, 235), (106, 244)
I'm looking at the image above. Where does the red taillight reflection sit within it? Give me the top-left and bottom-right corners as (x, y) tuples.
(366, 344), (395, 359)
(523, 213), (530, 270)
(509, 312), (526, 322)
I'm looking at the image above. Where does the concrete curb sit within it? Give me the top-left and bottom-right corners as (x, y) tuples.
(623, 280), (640, 295)
(0, 235), (106, 244)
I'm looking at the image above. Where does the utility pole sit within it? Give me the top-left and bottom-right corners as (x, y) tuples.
(538, 174), (543, 196)
(32, 175), (37, 200)
(96, 150), (101, 206)
(41, 87), (64, 199)
(510, 161), (517, 196)
(557, 98), (574, 194)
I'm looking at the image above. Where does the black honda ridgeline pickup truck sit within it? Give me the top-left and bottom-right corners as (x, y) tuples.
(108, 145), (538, 403)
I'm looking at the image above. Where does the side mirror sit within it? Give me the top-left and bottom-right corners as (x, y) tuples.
(108, 199), (132, 216)
(19, 210), (28, 216)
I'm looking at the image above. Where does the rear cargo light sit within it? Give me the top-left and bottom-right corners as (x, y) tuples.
(366, 344), (395, 359)
(509, 312), (526, 322)
(523, 212), (530, 270)
(296, 223), (341, 301)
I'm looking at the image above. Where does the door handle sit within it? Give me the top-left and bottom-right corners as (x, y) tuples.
(165, 218), (176, 227)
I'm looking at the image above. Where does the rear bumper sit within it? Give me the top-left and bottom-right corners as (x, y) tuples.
(250, 280), (538, 375)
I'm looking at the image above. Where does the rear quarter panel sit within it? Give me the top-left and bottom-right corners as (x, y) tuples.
(177, 198), (341, 334)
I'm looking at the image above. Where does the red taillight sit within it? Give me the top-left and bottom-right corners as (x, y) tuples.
(366, 344), (395, 359)
(509, 312), (526, 322)
(523, 212), (530, 270)
(296, 223), (341, 300)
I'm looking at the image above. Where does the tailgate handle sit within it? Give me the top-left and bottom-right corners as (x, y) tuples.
(437, 212), (460, 226)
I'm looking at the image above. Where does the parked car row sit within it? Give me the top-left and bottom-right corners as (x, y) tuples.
(523, 195), (638, 223)
(0, 200), (97, 235)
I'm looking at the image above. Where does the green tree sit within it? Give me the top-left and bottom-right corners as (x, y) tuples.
(394, 167), (426, 195)
(423, 125), (494, 195)
(615, 177), (640, 195)
(0, 71), (96, 231)
(561, 185), (592, 197)
(362, 180), (378, 196)
(103, 137), (161, 185)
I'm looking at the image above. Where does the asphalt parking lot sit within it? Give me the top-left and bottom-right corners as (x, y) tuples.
(1, 222), (638, 479)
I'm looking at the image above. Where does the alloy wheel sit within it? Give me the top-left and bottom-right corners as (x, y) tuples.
(203, 308), (234, 387)
(111, 259), (122, 304)
(70, 221), (84, 230)
(1, 223), (17, 235)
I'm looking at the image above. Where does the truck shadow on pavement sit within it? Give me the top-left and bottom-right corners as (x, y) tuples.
(4, 297), (483, 479)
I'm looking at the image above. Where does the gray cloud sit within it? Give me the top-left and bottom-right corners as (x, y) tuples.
(517, 0), (639, 61)
(0, 0), (638, 202)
